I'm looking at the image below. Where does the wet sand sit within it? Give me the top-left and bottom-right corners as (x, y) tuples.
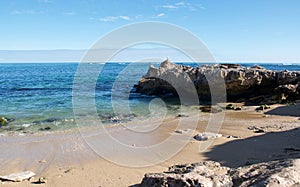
(0, 104), (300, 186)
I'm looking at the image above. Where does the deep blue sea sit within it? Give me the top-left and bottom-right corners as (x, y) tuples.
(0, 62), (299, 133)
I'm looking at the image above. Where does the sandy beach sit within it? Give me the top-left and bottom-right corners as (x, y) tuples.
(1, 103), (299, 186)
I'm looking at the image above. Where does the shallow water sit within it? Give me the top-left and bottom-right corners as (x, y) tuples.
(0, 62), (299, 133)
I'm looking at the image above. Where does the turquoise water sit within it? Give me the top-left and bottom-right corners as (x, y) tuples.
(0, 62), (299, 133)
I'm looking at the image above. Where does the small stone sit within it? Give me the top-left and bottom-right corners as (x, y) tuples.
(256, 104), (271, 111)
(39, 126), (51, 131)
(226, 135), (239, 138)
(226, 104), (234, 110)
(254, 129), (265, 133)
(194, 132), (222, 141)
(176, 114), (189, 117)
(38, 177), (47, 183)
(200, 106), (222, 113)
(174, 129), (191, 134)
(0, 116), (8, 126)
(234, 107), (242, 110)
(39, 160), (46, 163)
(64, 169), (72, 173)
(248, 126), (265, 133)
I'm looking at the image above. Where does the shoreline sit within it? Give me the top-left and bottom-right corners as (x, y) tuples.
(0, 103), (300, 186)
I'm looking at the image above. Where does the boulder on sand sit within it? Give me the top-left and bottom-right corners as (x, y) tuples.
(140, 161), (232, 187)
(139, 159), (300, 187)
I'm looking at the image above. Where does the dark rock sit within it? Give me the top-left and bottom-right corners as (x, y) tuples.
(39, 127), (51, 131)
(225, 104), (234, 110)
(284, 147), (300, 152)
(200, 106), (222, 113)
(226, 135), (239, 138)
(38, 177), (47, 183)
(176, 114), (189, 118)
(255, 104), (271, 111)
(234, 107), (242, 110)
(254, 129), (265, 133)
(248, 126), (265, 133)
(43, 118), (59, 123)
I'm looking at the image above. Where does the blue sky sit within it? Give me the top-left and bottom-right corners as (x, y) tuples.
(0, 0), (300, 62)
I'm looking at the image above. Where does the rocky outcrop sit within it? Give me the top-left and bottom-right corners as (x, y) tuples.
(230, 159), (300, 187)
(139, 159), (300, 187)
(140, 161), (232, 187)
(135, 59), (300, 103)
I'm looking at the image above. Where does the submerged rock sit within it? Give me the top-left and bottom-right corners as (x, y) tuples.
(200, 106), (222, 113)
(176, 114), (189, 118)
(39, 126), (51, 131)
(0, 171), (35, 182)
(0, 116), (8, 127)
(99, 113), (137, 123)
(135, 59), (300, 103)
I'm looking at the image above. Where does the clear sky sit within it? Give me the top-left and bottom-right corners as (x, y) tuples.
(0, 0), (300, 62)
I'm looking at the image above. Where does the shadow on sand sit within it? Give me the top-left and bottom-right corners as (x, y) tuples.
(204, 128), (300, 168)
(264, 103), (300, 117)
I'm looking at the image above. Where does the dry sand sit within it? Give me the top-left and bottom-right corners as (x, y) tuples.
(0, 103), (300, 186)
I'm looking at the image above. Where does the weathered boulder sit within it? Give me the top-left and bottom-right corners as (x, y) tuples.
(230, 159), (300, 187)
(135, 59), (300, 103)
(139, 159), (300, 187)
(140, 161), (232, 187)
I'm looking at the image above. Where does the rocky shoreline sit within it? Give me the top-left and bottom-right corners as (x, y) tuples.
(135, 59), (300, 104)
(139, 159), (300, 187)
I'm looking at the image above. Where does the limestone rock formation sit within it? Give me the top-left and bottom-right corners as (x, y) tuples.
(230, 159), (300, 187)
(139, 159), (300, 187)
(135, 59), (300, 103)
(140, 161), (232, 187)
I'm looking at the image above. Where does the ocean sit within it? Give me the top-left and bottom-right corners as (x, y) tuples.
(0, 62), (299, 133)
